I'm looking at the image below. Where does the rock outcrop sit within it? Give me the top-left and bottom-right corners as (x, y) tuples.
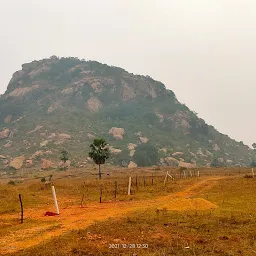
(0, 129), (10, 139)
(9, 155), (25, 170)
(41, 159), (54, 169)
(128, 161), (137, 168)
(109, 127), (125, 140)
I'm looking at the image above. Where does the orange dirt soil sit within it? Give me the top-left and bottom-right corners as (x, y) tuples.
(0, 176), (223, 255)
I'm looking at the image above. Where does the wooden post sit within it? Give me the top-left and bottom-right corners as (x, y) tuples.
(197, 170), (200, 177)
(164, 171), (168, 185)
(151, 174), (154, 185)
(252, 168), (255, 178)
(143, 176), (146, 187)
(19, 194), (23, 224)
(128, 177), (132, 195)
(183, 170), (186, 179)
(100, 184), (102, 203)
(114, 181), (117, 198)
(51, 185), (60, 214)
(190, 170), (192, 177)
(136, 175), (138, 189)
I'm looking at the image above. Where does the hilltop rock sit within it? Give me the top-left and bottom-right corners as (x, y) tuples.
(0, 129), (10, 139)
(109, 127), (125, 140)
(9, 155), (25, 170)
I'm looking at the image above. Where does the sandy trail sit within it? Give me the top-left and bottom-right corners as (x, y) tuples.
(0, 176), (223, 255)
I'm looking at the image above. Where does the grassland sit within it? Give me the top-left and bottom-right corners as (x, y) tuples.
(0, 166), (256, 255)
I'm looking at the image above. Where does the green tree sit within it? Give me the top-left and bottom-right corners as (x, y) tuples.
(133, 144), (159, 167)
(251, 161), (256, 167)
(89, 138), (110, 179)
(60, 149), (69, 169)
(252, 143), (256, 150)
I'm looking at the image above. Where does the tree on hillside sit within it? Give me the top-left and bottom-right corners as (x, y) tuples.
(133, 143), (159, 167)
(89, 138), (110, 179)
(252, 143), (256, 150)
(60, 149), (69, 169)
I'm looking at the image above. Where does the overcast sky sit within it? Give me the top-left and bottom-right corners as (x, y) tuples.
(0, 0), (256, 146)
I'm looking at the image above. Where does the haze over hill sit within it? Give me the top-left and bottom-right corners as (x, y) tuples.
(0, 57), (252, 169)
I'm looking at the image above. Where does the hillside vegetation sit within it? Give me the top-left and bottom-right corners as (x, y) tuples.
(0, 56), (252, 170)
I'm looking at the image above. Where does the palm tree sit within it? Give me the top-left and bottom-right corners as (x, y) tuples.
(89, 138), (110, 179)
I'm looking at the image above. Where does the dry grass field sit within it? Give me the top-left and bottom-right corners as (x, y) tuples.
(0, 166), (256, 255)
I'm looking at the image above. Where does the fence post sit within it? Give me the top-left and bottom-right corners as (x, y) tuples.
(128, 177), (132, 195)
(51, 185), (60, 214)
(19, 194), (23, 224)
(114, 181), (117, 198)
(100, 184), (102, 203)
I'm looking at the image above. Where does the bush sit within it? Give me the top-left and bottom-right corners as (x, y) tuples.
(133, 144), (159, 167)
(244, 174), (253, 179)
(41, 177), (46, 183)
(8, 180), (15, 185)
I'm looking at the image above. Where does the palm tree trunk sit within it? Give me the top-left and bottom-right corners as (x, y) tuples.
(99, 164), (101, 179)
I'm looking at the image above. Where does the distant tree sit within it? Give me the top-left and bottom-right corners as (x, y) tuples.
(133, 144), (159, 167)
(60, 149), (69, 169)
(210, 158), (218, 167)
(251, 161), (256, 167)
(252, 143), (256, 150)
(89, 138), (110, 179)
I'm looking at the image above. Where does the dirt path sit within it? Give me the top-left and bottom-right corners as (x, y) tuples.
(0, 176), (223, 255)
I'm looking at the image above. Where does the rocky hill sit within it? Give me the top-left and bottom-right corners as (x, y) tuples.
(0, 56), (252, 170)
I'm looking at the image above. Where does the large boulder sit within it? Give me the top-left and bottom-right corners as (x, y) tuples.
(0, 129), (10, 139)
(25, 159), (33, 167)
(172, 152), (184, 157)
(109, 146), (122, 154)
(139, 137), (148, 143)
(213, 144), (220, 151)
(9, 155), (25, 170)
(41, 159), (54, 169)
(128, 161), (137, 168)
(109, 127), (125, 140)
(58, 160), (71, 168)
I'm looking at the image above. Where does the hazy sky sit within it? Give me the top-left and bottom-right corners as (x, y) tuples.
(0, 0), (256, 146)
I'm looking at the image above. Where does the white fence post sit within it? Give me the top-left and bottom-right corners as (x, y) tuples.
(252, 168), (255, 178)
(51, 185), (60, 214)
(128, 177), (132, 195)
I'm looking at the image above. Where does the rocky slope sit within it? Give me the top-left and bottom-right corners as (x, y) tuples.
(0, 56), (252, 170)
